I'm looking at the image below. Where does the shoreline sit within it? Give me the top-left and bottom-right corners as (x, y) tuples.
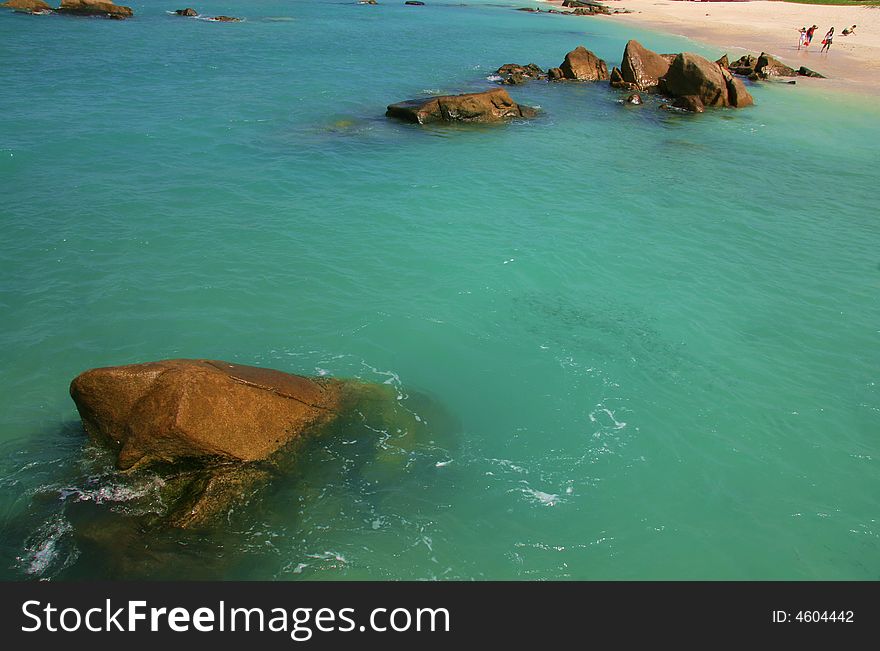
(538, 0), (880, 95)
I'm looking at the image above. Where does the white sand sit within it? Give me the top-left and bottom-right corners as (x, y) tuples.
(541, 0), (880, 94)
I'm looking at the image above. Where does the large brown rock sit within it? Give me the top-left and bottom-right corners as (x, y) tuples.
(620, 40), (672, 90)
(56, 0), (132, 18)
(386, 88), (537, 124)
(70, 359), (348, 471)
(1, 0), (51, 11)
(174, 7), (197, 16)
(664, 52), (729, 107)
(557, 45), (609, 81)
(663, 52), (752, 110)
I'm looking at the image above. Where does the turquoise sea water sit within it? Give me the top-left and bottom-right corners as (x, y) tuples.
(1, 1), (878, 580)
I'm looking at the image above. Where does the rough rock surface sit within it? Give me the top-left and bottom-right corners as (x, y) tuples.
(175, 7), (197, 16)
(386, 88), (537, 124)
(496, 63), (545, 85)
(755, 53), (797, 78)
(663, 52), (753, 110)
(556, 45), (609, 81)
(70, 359), (348, 471)
(1, 0), (51, 11)
(56, 0), (132, 18)
(729, 54), (758, 77)
(620, 40), (672, 90)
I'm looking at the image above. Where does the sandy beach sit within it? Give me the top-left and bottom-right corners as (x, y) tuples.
(541, 0), (880, 94)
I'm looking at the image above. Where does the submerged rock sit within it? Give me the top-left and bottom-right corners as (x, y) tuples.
(56, 0), (132, 18)
(672, 95), (705, 113)
(0, 0), (51, 12)
(405, 0), (424, 4)
(620, 39), (672, 91)
(625, 93), (643, 105)
(211, 15), (240, 21)
(386, 88), (537, 124)
(69, 359), (438, 531)
(496, 62), (545, 85)
(555, 45), (609, 82)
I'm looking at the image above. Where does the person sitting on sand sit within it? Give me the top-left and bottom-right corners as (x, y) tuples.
(797, 26), (807, 50)
(821, 27), (834, 53)
(842, 25), (856, 36)
(805, 25), (818, 47)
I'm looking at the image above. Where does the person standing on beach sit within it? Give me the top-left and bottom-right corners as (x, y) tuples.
(797, 26), (807, 50)
(805, 25), (818, 47)
(821, 27), (834, 53)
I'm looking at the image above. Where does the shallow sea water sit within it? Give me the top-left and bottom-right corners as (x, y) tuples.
(1, 0), (878, 580)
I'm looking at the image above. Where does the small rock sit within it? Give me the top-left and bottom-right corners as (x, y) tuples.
(797, 66), (825, 79)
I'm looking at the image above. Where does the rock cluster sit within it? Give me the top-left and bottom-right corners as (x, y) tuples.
(728, 53), (823, 80)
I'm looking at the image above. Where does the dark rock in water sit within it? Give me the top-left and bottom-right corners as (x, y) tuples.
(625, 93), (642, 105)
(556, 45), (608, 81)
(56, 0), (132, 18)
(798, 66), (825, 79)
(516, 6), (540, 11)
(609, 66), (637, 90)
(405, 0), (425, 4)
(0, 0), (51, 12)
(729, 54), (758, 77)
(496, 62), (545, 85)
(212, 14), (240, 21)
(620, 39), (672, 91)
(664, 52), (753, 109)
(175, 7), (197, 16)
(673, 95), (705, 113)
(361, 0), (378, 3)
(547, 67), (564, 81)
(386, 88), (538, 124)
(716, 54), (729, 69)
(725, 71), (754, 108)
(755, 52), (797, 78)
